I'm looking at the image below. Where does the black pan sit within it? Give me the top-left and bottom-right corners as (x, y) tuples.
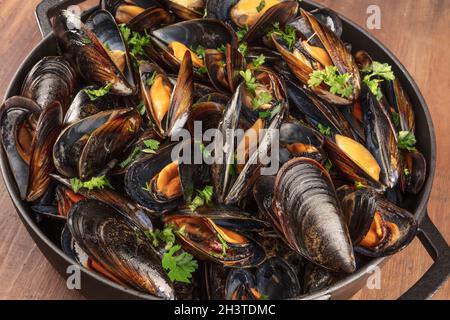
(0, 0), (448, 300)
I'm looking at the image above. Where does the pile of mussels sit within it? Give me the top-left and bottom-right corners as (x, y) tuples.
(0, 0), (427, 299)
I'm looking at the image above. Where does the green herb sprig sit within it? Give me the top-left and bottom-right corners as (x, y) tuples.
(362, 61), (395, 100)
(83, 83), (112, 101)
(70, 175), (113, 193)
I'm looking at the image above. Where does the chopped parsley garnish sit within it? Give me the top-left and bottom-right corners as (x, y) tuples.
(190, 45), (206, 60)
(145, 225), (176, 251)
(355, 181), (365, 189)
(146, 72), (157, 87)
(83, 83), (112, 101)
(240, 69), (258, 95)
(238, 42), (249, 57)
(162, 245), (198, 283)
(200, 143), (212, 158)
(252, 91), (273, 109)
(119, 147), (141, 169)
(236, 26), (249, 42)
(268, 22), (297, 51)
(217, 233), (230, 256)
(259, 294), (269, 300)
(70, 176), (113, 193)
(398, 131), (416, 152)
(256, 0), (266, 12)
(391, 110), (400, 127)
(259, 103), (281, 120)
(252, 54), (266, 69)
(119, 24), (150, 60)
(137, 101), (146, 115)
(197, 66), (208, 75)
(324, 159), (333, 172)
(82, 37), (92, 45)
(189, 185), (214, 212)
(317, 123), (332, 138)
(403, 168), (410, 176)
(142, 139), (161, 154)
(308, 66), (354, 99)
(362, 61), (395, 100)
(217, 44), (226, 53)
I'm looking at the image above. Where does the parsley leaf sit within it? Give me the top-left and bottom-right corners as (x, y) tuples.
(236, 26), (249, 42)
(355, 181), (365, 189)
(196, 66), (208, 75)
(391, 110), (400, 127)
(238, 42), (248, 57)
(403, 168), (410, 176)
(318, 123), (332, 138)
(324, 159), (333, 172)
(308, 66), (354, 99)
(362, 61), (395, 101)
(190, 45), (206, 60)
(142, 139), (160, 154)
(189, 185), (214, 211)
(82, 37), (92, 45)
(259, 102), (281, 119)
(162, 245), (198, 283)
(256, 0), (266, 12)
(70, 176), (113, 193)
(119, 24), (150, 60)
(145, 225), (177, 250)
(137, 101), (146, 115)
(119, 147), (141, 169)
(252, 91), (273, 109)
(240, 69), (258, 95)
(83, 83), (112, 101)
(252, 54), (266, 69)
(217, 44), (226, 53)
(217, 233), (230, 256)
(398, 131), (416, 152)
(146, 71), (157, 87)
(268, 23), (297, 51)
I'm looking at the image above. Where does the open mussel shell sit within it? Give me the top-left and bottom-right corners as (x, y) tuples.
(64, 87), (122, 125)
(139, 53), (194, 138)
(20, 56), (77, 111)
(67, 199), (175, 299)
(273, 157), (356, 273)
(273, 9), (360, 105)
(361, 86), (400, 188)
(302, 261), (337, 294)
(53, 10), (136, 95)
(27, 102), (64, 202)
(165, 214), (266, 267)
(102, 0), (174, 31)
(400, 150), (427, 195)
(125, 144), (184, 212)
(224, 256), (301, 300)
(340, 188), (418, 257)
(186, 101), (225, 135)
(53, 108), (141, 179)
(325, 134), (384, 190)
(150, 19), (236, 71)
(384, 78), (415, 132)
(164, 0), (206, 20)
(0, 96), (41, 199)
(309, 8), (343, 38)
(243, 0), (299, 44)
(279, 120), (325, 163)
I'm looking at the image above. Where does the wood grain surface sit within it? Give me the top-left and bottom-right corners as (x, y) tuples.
(0, 0), (448, 300)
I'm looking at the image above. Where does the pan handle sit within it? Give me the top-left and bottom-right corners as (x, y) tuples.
(35, 0), (99, 38)
(398, 212), (450, 299)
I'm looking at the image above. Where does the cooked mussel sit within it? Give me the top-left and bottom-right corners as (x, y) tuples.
(164, 213), (266, 267)
(164, 0), (206, 20)
(0, 96), (41, 199)
(67, 199), (175, 299)
(53, 10), (136, 95)
(272, 157), (355, 273)
(139, 53), (194, 137)
(325, 134), (383, 190)
(361, 85), (400, 188)
(400, 151), (426, 195)
(54, 108), (142, 180)
(27, 102), (64, 201)
(272, 9), (361, 105)
(339, 187), (417, 257)
(21, 56), (77, 111)
(102, 0), (173, 31)
(125, 144), (184, 212)
(150, 19), (236, 71)
(64, 87), (122, 125)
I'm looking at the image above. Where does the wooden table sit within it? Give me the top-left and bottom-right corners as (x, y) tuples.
(0, 0), (448, 300)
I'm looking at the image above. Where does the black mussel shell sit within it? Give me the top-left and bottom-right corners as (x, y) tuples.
(27, 102), (63, 201)
(64, 87), (122, 125)
(225, 268), (256, 300)
(400, 150), (427, 195)
(21, 56), (77, 111)
(165, 214), (266, 267)
(273, 157), (355, 273)
(0, 96), (41, 199)
(67, 199), (175, 299)
(125, 144), (184, 212)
